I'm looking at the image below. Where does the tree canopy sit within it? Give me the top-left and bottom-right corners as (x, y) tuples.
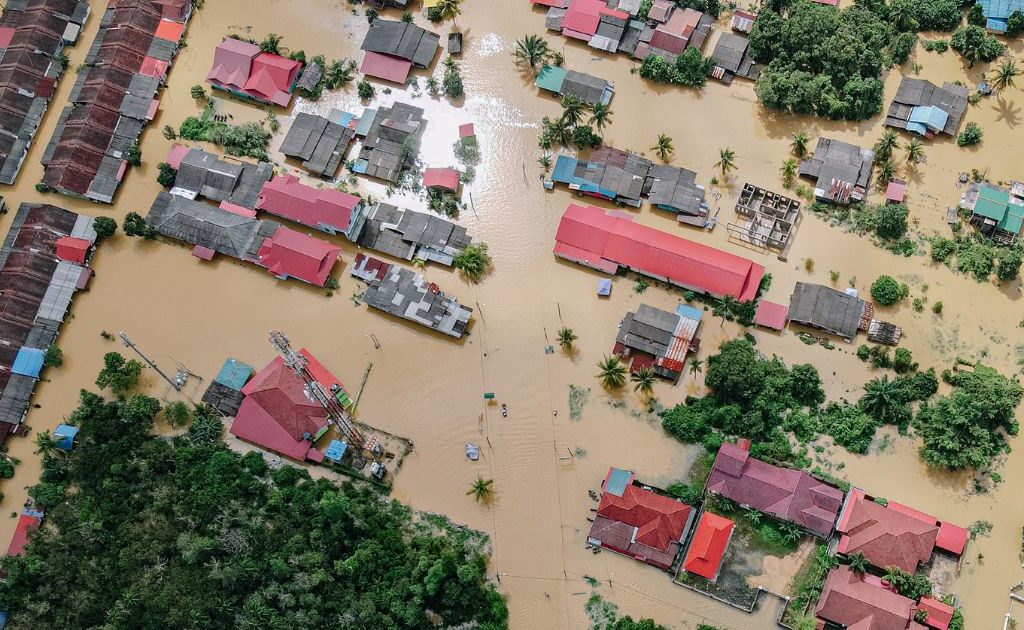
(0, 386), (508, 629)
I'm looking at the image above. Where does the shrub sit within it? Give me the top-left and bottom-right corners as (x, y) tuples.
(190, 84), (206, 100)
(856, 344), (871, 361)
(453, 243), (491, 282)
(870, 275), (902, 305)
(930, 237), (956, 263)
(1008, 10), (1024, 37)
(157, 162), (177, 188)
(888, 32), (916, 65)
(357, 80), (375, 99)
(43, 345), (63, 368)
(932, 301), (943, 314)
(162, 125), (177, 140)
(912, 297), (925, 312)
(893, 348), (918, 374)
(123, 212), (155, 239)
(869, 345), (892, 369)
(957, 122), (983, 147)
(92, 216), (117, 242)
(125, 143), (142, 167)
(665, 481), (703, 505)
(442, 58), (464, 98)
(994, 247), (1023, 281)
(571, 125), (602, 149)
(875, 203), (908, 240)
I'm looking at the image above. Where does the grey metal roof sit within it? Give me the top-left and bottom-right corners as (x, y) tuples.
(562, 70), (612, 106)
(646, 164), (705, 216)
(172, 148), (272, 209)
(147, 37), (178, 62)
(798, 137), (873, 203)
(885, 77), (969, 136)
(356, 203), (471, 265)
(545, 7), (566, 30)
(787, 282), (866, 339)
(360, 19), (440, 68)
(280, 112), (354, 177)
(357, 261), (472, 338)
(146, 192), (263, 258)
(356, 102), (424, 183)
(295, 62), (323, 92)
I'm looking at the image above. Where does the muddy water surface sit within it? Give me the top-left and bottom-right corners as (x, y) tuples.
(0, 1), (1022, 628)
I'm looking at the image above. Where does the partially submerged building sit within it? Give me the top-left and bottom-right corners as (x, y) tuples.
(0, 203), (99, 443)
(206, 37), (302, 106)
(633, 6), (713, 61)
(728, 183), (800, 249)
(959, 180), (1024, 245)
(423, 167), (460, 194)
(169, 146), (273, 209)
(709, 32), (760, 84)
(787, 282), (872, 341)
(351, 253), (473, 338)
(814, 566), (919, 630)
(534, 64), (614, 106)
(544, 0), (632, 53)
(351, 102), (424, 183)
(647, 163), (709, 226)
(706, 442), (845, 537)
(587, 467), (696, 571)
(359, 19), (439, 83)
(256, 174), (366, 240)
(41, 0), (192, 203)
(553, 203), (765, 301)
(201, 357), (253, 417)
(551, 146), (652, 207)
(680, 512), (734, 582)
(279, 111), (357, 177)
(885, 77), (969, 138)
(612, 303), (701, 381)
(146, 192), (341, 286)
(7, 507), (44, 556)
(979, 0), (1024, 33)
(798, 137), (874, 205)
(0, 0), (90, 185)
(356, 202), (471, 266)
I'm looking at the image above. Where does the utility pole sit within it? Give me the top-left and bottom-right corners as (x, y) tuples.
(352, 362), (373, 413)
(119, 332), (180, 391)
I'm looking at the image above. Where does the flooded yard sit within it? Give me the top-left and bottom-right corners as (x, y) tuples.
(0, 0), (1021, 628)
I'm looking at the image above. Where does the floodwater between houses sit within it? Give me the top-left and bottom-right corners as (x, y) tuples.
(0, 0), (1021, 628)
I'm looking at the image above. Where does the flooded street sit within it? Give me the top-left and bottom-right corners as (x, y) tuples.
(0, 0), (1022, 628)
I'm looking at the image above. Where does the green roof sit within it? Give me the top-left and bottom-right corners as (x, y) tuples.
(534, 65), (567, 94)
(973, 185), (1024, 235)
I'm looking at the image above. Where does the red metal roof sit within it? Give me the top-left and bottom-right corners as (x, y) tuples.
(934, 521), (968, 556)
(139, 56), (168, 78)
(243, 53), (300, 106)
(207, 38), (259, 89)
(257, 174), (360, 233)
(153, 18), (185, 42)
(886, 181), (907, 203)
(256, 226), (340, 287)
(458, 123), (475, 138)
(554, 203), (764, 301)
(191, 244), (215, 260)
(7, 512), (41, 557)
(298, 347), (348, 394)
(360, 51), (413, 84)
(754, 300), (788, 330)
(530, 0), (569, 7)
(55, 236), (90, 264)
(561, 0), (628, 36)
(0, 27), (15, 49)
(917, 597), (954, 630)
(683, 512), (734, 580)
(423, 167), (460, 192)
(164, 142), (190, 168)
(219, 201), (257, 218)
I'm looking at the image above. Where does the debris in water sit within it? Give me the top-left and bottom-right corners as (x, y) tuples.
(568, 384), (590, 421)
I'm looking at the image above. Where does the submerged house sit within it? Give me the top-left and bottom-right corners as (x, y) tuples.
(814, 566), (920, 630)
(41, 0), (192, 203)
(612, 303), (701, 381)
(787, 282), (872, 341)
(545, 0), (631, 53)
(0, 203), (99, 443)
(356, 202), (471, 266)
(359, 19), (439, 83)
(279, 111), (357, 178)
(728, 183), (801, 250)
(534, 64), (614, 106)
(553, 203), (765, 301)
(706, 441), (845, 537)
(680, 512), (734, 582)
(551, 146), (652, 207)
(798, 137), (874, 204)
(7, 507), (44, 556)
(885, 77), (968, 138)
(979, 0), (1024, 32)
(960, 180), (1024, 245)
(646, 163), (709, 226)
(0, 0), (90, 185)
(351, 253), (473, 338)
(709, 32), (760, 84)
(206, 37), (302, 106)
(169, 147), (273, 209)
(633, 6), (713, 61)
(587, 467), (696, 571)
(351, 102), (424, 183)
(256, 174), (367, 240)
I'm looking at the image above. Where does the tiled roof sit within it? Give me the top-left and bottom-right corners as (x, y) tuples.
(836, 489), (939, 573)
(815, 566), (916, 630)
(682, 511), (734, 580)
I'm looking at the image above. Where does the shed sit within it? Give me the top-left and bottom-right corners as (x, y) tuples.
(191, 245), (215, 260)
(935, 521), (969, 556)
(360, 51), (413, 84)
(534, 64), (568, 94)
(324, 439), (348, 463)
(11, 347), (44, 378)
(53, 424), (79, 451)
(459, 123), (475, 139)
(754, 300), (788, 331)
(215, 358), (255, 391)
(597, 278), (612, 296)
(448, 32), (463, 55)
(55, 236), (90, 264)
(423, 167), (460, 192)
(787, 282), (867, 340)
(885, 180), (907, 204)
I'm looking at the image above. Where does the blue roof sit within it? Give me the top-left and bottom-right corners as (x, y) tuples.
(675, 304), (704, 321)
(351, 159), (369, 174)
(986, 16), (1009, 31)
(354, 108), (377, 137)
(329, 109), (356, 127)
(214, 358), (254, 391)
(906, 121), (929, 136)
(908, 105), (949, 132)
(12, 347), (44, 378)
(551, 155), (578, 184)
(604, 467), (633, 497)
(597, 279), (612, 295)
(324, 440), (348, 463)
(980, 0), (1022, 20)
(54, 424), (79, 451)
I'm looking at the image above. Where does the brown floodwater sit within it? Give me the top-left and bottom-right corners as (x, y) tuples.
(0, 1), (1022, 628)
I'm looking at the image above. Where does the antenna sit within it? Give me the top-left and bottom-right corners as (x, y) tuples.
(268, 330), (365, 449)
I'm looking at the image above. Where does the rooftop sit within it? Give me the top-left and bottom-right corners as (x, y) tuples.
(171, 147), (273, 209)
(360, 19), (439, 68)
(255, 225), (341, 287)
(257, 174), (362, 236)
(682, 511), (734, 581)
(798, 137), (874, 204)
(885, 77), (969, 137)
(814, 566), (917, 630)
(613, 303), (701, 381)
(787, 282), (868, 340)
(279, 112), (356, 177)
(356, 202), (471, 266)
(836, 489), (939, 573)
(206, 39), (301, 106)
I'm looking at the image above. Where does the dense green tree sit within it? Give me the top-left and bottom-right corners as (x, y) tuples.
(968, 3), (986, 26)
(453, 242), (491, 282)
(875, 203), (909, 240)
(870, 275), (903, 305)
(892, 347), (918, 374)
(912, 0), (963, 31)
(42, 345), (63, 368)
(94, 352), (143, 394)
(157, 162), (177, 188)
(92, 216), (117, 242)
(1007, 10), (1024, 37)
(951, 25), (1005, 66)
(994, 247), (1023, 281)
(122, 212), (154, 239)
(957, 122), (983, 146)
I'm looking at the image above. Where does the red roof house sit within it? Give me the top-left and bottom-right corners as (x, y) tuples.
(682, 512), (734, 581)
(229, 355), (328, 461)
(836, 489), (939, 573)
(886, 180), (907, 204)
(423, 167), (461, 193)
(753, 300), (788, 331)
(935, 521), (968, 556)
(207, 39), (300, 106)
(55, 236), (91, 264)
(360, 51), (414, 84)
(207, 38), (259, 89)
(560, 0), (627, 40)
(815, 566), (918, 630)
(257, 174), (362, 237)
(255, 226), (341, 287)
(554, 203), (765, 301)
(917, 597), (954, 630)
(7, 510), (42, 557)
(587, 467), (695, 571)
(706, 442), (845, 537)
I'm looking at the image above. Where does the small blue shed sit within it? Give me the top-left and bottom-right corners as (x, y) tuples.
(54, 424), (79, 451)
(12, 348), (45, 378)
(324, 440), (348, 464)
(214, 358), (254, 392)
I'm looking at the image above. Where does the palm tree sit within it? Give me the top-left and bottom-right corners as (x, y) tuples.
(34, 429), (62, 459)
(905, 138), (924, 165)
(467, 476), (494, 503)
(652, 134), (674, 162)
(715, 147), (736, 177)
(713, 295), (739, 324)
(874, 130), (900, 162)
(882, 566), (904, 586)
(630, 366), (655, 397)
(436, 0), (462, 24)
(876, 160), (896, 186)
(514, 35), (550, 70)
(545, 116), (573, 146)
(860, 376), (901, 423)
(847, 552), (869, 575)
(745, 509), (763, 525)
(780, 158), (798, 188)
(596, 355), (627, 390)
(990, 57), (1020, 92)
(589, 103), (612, 132)
(560, 95), (587, 127)
(689, 358), (704, 381)
(888, 1), (917, 32)
(557, 327), (577, 351)
(791, 131), (809, 158)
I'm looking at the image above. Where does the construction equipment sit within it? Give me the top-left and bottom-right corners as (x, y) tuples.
(269, 330), (365, 450)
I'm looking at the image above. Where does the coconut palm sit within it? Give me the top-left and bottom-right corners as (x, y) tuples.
(876, 160), (896, 186)
(652, 134), (674, 162)
(557, 327), (577, 351)
(905, 138), (924, 165)
(630, 366), (656, 396)
(596, 355), (628, 390)
(780, 158), (798, 188)
(860, 376), (902, 423)
(545, 116), (573, 146)
(34, 429), (62, 459)
(888, 1), (917, 32)
(560, 95), (587, 127)
(715, 147), (737, 177)
(514, 35), (550, 70)
(467, 476), (494, 503)
(791, 131), (809, 158)
(874, 130), (900, 162)
(712, 295), (739, 324)
(689, 358), (704, 381)
(436, 0), (462, 23)
(990, 56), (1020, 92)
(589, 103), (613, 132)
(847, 552), (869, 575)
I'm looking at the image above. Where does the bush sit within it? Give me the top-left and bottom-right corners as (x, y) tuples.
(923, 39), (949, 53)
(870, 275), (903, 305)
(875, 203), (908, 240)
(893, 348), (918, 374)
(856, 344), (870, 361)
(43, 344), (63, 368)
(162, 125), (177, 140)
(662, 404), (708, 442)
(913, 0), (963, 31)
(951, 25), (1005, 64)
(571, 125), (602, 149)
(357, 80), (374, 99)
(665, 481), (703, 505)
(869, 345), (892, 369)
(163, 401), (191, 427)
(932, 301), (943, 314)
(994, 247), (1023, 281)
(190, 84), (206, 100)
(930, 237), (956, 263)
(442, 58), (463, 98)
(888, 32), (916, 65)
(157, 162), (177, 188)
(125, 143), (141, 167)
(123, 212), (155, 239)
(1008, 10), (1024, 37)
(453, 243), (491, 282)
(92, 216), (117, 242)
(819, 403), (879, 454)
(0, 458), (14, 479)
